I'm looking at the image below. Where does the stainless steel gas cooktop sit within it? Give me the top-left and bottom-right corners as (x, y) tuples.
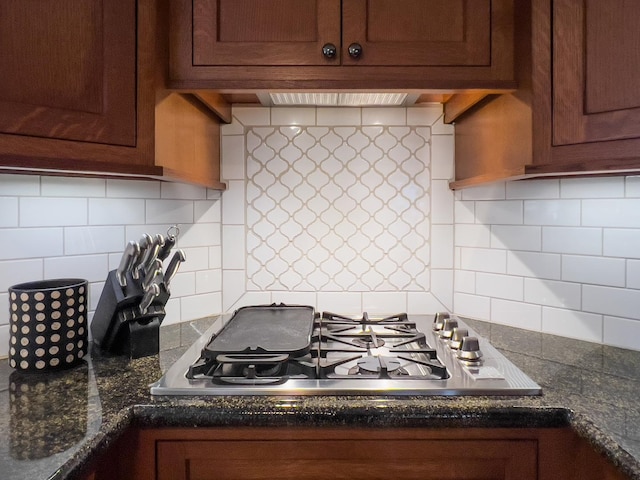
(151, 306), (541, 396)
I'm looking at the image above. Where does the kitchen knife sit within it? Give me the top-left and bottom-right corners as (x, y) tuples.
(141, 259), (162, 291)
(137, 233), (164, 279)
(139, 283), (160, 315)
(132, 233), (153, 280)
(163, 249), (186, 288)
(157, 234), (176, 261)
(115, 240), (140, 288)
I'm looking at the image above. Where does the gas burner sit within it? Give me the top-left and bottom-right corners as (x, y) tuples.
(351, 334), (386, 349)
(322, 311), (409, 324)
(350, 355), (408, 377)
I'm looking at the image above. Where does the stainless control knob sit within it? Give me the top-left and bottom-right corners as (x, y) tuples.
(440, 318), (459, 339)
(432, 312), (449, 331)
(457, 336), (483, 362)
(322, 43), (337, 59)
(449, 328), (469, 350)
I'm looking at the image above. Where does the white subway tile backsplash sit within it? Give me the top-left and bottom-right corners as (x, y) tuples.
(431, 225), (454, 268)
(460, 184), (506, 201)
(21, 198), (87, 227)
(475, 200), (523, 225)
(177, 247), (210, 273)
(561, 176), (624, 198)
(454, 270), (475, 294)
(0, 325), (9, 357)
(0, 173), (39, 195)
(222, 225), (246, 270)
(161, 298), (182, 326)
(317, 292), (362, 313)
(317, 107), (361, 126)
(90, 198), (145, 225)
(209, 245), (222, 269)
(195, 200), (221, 224)
(160, 182), (207, 200)
(406, 105), (443, 126)
(44, 255), (109, 283)
(430, 269), (453, 310)
(181, 292), (222, 320)
(362, 292), (407, 314)
(491, 225), (541, 251)
(491, 298), (541, 331)
(178, 223), (220, 248)
(603, 229), (640, 259)
(583, 285), (640, 320)
(0, 197), (18, 227)
(166, 271), (196, 298)
(507, 251), (561, 280)
(460, 247), (506, 273)
(64, 226), (124, 255)
(542, 306), (603, 343)
(221, 180), (245, 225)
(221, 135), (246, 181)
(430, 135), (455, 180)
(107, 179), (160, 198)
(454, 292), (491, 319)
(222, 270), (245, 311)
(603, 316), (640, 350)
(0, 228), (63, 260)
(506, 179), (559, 199)
(455, 224), (491, 248)
(476, 272), (523, 301)
(430, 119), (454, 135)
(561, 255), (625, 287)
(431, 180), (454, 224)
(583, 199), (640, 227)
(233, 106), (271, 126)
(145, 199), (194, 225)
(524, 278), (581, 310)
(42, 177), (106, 197)
(362, 107), (405, 126)
(625, 176), (640, 197)
(542, 226), (602, 255)
(455, 201), (475, 224)
(271, 107), (316, 126)
(271, 291), (317, 308)
(0, 259), (42, 291)
(408, 292), (448, 314)
(524, 199), (581, 226)
(627, 260), (640, 289)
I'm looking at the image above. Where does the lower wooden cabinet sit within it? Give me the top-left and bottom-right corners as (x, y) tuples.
(93, 426), (629, 480)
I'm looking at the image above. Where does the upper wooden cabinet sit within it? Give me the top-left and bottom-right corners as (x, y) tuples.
(0, 0), (225, 189)
(451, 0), (640, 188)
(170, 0), (516, 90)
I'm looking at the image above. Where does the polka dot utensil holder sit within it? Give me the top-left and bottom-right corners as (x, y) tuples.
(8, 278), (88, 372)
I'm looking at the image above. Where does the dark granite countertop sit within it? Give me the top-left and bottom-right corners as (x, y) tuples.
(1, 315), (640, 480)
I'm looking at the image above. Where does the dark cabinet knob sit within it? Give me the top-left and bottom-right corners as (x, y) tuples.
(348, 43), (363, 58)
(322, 43), (337, 59)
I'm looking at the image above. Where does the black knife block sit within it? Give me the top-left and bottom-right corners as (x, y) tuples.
(91, 270), (169, 359)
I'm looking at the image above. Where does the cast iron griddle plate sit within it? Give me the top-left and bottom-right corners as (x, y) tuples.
(203, 304), (315, 359)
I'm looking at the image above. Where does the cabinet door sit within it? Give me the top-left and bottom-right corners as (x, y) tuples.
(0, 0), (136, 146)
(552, 0), (640, 146)
(341, 0), (491, 66)
(192, 0), (341, 66)
(157, 438), (537, 480)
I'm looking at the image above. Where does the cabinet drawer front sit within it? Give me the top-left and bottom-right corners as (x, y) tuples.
(157, 438), (537, 480)
(193, 0), (341, 66)
(0, 0), (136, 146)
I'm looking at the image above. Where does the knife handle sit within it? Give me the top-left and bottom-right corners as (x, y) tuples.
(116, 241), (139, 287)
(132, 233), (153, 280)
(157, 234), (176, 261)
(163, 249), (186, 287)
(139, 283), (160, 315)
